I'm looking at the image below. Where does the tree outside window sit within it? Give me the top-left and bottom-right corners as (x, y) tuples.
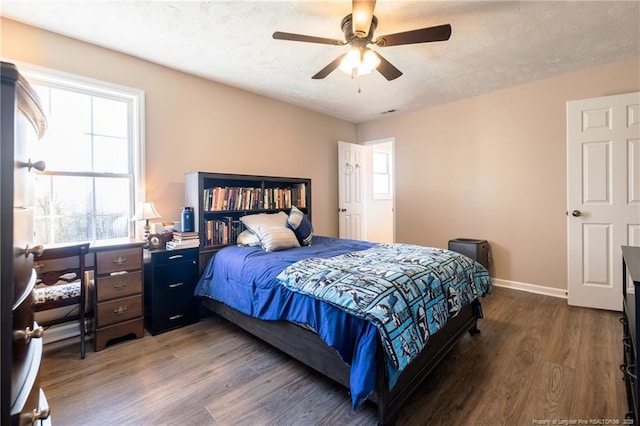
(23, 66), (144, 245)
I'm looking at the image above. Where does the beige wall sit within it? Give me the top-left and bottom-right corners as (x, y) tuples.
(358, 57), (640, 290)
(3, 17), (639, 291)
(0, 17), (356, 236)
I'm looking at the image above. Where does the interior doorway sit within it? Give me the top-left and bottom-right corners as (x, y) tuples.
(363, 138), (395, 243)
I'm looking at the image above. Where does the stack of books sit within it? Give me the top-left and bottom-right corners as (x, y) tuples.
(166, 231), (200, 250)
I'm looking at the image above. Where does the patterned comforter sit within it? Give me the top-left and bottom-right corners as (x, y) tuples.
(276, 243), (492, 376)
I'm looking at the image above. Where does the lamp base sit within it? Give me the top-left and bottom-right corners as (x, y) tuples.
(142, 221), (151, 248)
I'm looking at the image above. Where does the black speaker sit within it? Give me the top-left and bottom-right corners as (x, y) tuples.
(448, 238), (490, 270)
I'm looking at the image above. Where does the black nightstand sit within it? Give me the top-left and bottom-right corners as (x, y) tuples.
(143, 247), (199, 335)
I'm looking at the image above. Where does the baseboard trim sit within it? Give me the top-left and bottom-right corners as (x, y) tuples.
(492, 278), (568, 299)
(41, 321), (91, 352)
(42, 322), (79, 344)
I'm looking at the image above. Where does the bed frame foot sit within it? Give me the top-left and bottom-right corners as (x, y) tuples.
(469, 325), (481, 335)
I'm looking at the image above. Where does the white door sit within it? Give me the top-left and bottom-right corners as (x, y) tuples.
(567, 92), (640, 311)
(338, 141), (365, 239)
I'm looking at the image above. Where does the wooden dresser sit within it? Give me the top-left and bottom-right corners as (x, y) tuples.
(1, 62), (51, 424)
(92, 241), (145, 351)
(622, 245), (640, 424)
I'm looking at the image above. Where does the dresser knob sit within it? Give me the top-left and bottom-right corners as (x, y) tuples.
(26, 158), (46, 172)
(113, 306), (128, 315)
(22, 406), (50, 424)
(24, 244), (44, 258)
(113, 282), (128, 290)
(14, 326), (45, 343)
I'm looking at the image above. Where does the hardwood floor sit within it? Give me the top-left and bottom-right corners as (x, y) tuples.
(41, 287), (628, 425)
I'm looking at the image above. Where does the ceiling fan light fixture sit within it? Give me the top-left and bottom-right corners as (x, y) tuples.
(338, 47), (380, 76)
(352, 11), (371, 37)
(362, 48), (381, 71)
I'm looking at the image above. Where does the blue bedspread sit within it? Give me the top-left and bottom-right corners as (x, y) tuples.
(276, 243), (492, 375)
(194, 236), (490, 409)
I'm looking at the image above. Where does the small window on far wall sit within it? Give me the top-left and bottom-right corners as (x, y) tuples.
(20, 64), (145, 245)
(372, 148), (393, 200)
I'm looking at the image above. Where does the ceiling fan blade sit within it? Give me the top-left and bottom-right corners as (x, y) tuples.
(312, 53), (347, 79)
(375, 24), (452, 47)
(273, 31), (345, 46)
(352, 0), (376, 38)
(373, 51), (403, 81)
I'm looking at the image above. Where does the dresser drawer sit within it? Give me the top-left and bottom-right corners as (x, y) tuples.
(13, 277), (37, 370)
(10, 328), (43, 424)
(96, 271), (142, 302)
(96, 295), (143, 328)
(13, 207), (34, 301)
(13, 112), (38, 208)
(96, 248), (142, 275)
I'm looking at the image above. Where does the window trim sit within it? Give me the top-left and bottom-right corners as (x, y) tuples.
(372, 148), (393, 200)
(8, 59), (146, 240)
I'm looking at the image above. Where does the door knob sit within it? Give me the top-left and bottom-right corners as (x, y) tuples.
(338, 208), (347, 212)
(572, 210), (582, 217)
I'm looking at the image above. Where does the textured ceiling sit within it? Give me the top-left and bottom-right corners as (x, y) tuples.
(1, 1), (639, 123)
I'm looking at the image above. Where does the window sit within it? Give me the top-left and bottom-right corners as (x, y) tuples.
(372, 148), (393, 200)
(20, 64), (145, 245)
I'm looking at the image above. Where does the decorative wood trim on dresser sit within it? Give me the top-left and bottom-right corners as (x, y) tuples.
(91, 240), (145, 352)
(1, 61), (51, 425)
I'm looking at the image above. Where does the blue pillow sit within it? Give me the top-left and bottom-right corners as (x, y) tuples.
(287, 206), (313, 246)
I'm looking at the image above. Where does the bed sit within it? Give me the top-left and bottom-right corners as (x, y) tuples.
(195, 213), (491, 425)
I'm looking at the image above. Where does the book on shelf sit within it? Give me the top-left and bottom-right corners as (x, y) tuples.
(204, 217), (244, 246)
(202, 183), (307, 212)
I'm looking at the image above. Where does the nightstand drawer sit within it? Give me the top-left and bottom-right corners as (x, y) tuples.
(152, 310), (198, 333)
(152, 247), (198, 265)
(154, 262), (198, 298)
(96, 295), (142, 327)
(96, 248), (142, 274)
(96, 271), (142, 302)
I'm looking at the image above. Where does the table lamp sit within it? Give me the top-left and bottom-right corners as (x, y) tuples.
(131, 202), (161, 245)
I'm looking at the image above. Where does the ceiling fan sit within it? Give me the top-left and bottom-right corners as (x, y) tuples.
(272, 0), (451, 81)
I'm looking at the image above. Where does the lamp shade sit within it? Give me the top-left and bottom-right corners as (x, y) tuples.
(131, 202), (161, 221)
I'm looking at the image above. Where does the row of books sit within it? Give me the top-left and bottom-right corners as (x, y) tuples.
(204, 218), (245, 246)
(166, 231), (199, 250)
(203, 184), (306, 212)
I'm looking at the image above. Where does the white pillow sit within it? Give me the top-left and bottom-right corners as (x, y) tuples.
(240, 212), (299, 252)
(236, 230), (260, 246)
(256, 226), (300, 252)
(240, 212), (288, 231)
